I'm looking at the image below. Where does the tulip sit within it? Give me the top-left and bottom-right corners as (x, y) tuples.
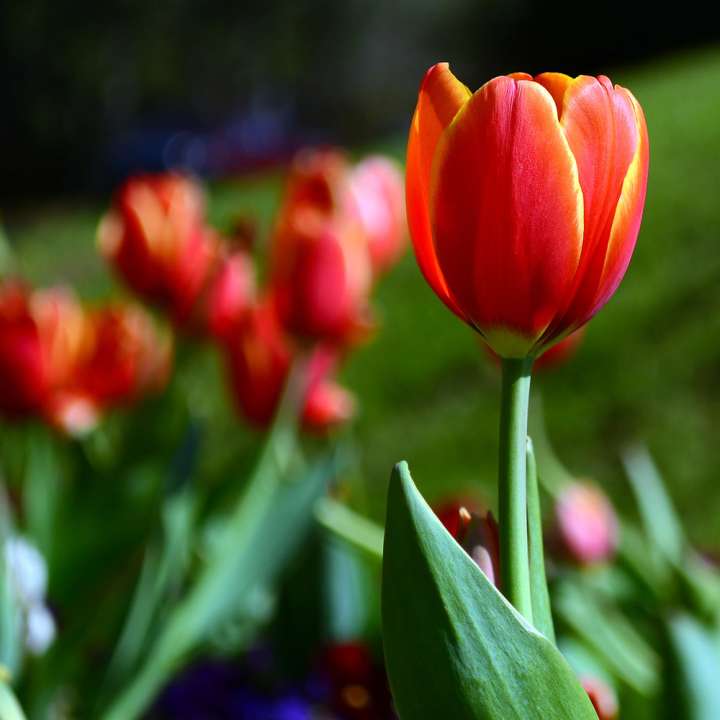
(204, 250), (256, 341)
(346, 156), (407, 275)
(224, 300), (354, 432)
(554, 482), (619, 565)
(98, 174), (218, 326)
(0, 281), (89, 420)
(407, 63), (649, 358)
(46, 302), (172, 434)
(580, 676), (619, 720)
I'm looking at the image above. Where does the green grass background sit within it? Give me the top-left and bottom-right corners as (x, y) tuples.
(5, 47), (720, 547)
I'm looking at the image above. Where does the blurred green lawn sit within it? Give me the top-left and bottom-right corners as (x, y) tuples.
(5, 47), (720, 546)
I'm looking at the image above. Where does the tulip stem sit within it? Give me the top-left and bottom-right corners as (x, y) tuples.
(498, 357), (533, 622)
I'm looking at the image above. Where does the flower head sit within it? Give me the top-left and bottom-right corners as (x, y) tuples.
(407, 64), (649, 358)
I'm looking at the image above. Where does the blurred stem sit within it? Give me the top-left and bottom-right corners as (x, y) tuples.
(498, 357), (533, 622)
(315, 497), (384, 561)
(526, 437), (555, 643)
(102, 353), (310, 720)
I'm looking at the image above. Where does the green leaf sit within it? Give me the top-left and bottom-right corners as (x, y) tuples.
(0, 682), (27, 720)
(665, 614), (720, 720)
(553, 580), (659, 696)
(621, 444), (684, 563)
(103, 450), (340, 720)
(526, 437), (555, 643)
(382, 462), (597, 720)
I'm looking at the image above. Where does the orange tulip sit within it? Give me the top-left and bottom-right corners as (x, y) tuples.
(407, 64), (649, 358)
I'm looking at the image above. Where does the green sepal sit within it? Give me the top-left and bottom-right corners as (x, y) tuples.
(382, 462), (597, 720)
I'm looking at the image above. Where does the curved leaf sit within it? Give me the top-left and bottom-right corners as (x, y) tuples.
(382, 462), (597, 720)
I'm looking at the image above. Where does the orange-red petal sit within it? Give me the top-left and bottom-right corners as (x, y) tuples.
(406, 63), (470, 318)
(588, 89), (649, 318)
(430, 76), (584, 355)
(539, 77), (642, 342)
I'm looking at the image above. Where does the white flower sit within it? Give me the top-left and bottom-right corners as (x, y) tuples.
(25, 603), (56, 655)
(4, 536), (48, 606)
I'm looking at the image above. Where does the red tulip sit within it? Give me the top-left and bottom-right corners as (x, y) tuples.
(0, 282), (89, 420)
(224, 300), (354, 432)
(98, 174), (218, 326)
(407, 64), (649, 358)
(346, 156), (407, 275)
(554, 482), (619, 566)
(434, 500), (500, 585)
(581, 676), (619, 720)
(204, 250), (256, 341)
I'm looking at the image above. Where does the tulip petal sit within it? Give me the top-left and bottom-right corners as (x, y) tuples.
(589, 90), (649, 318)
(431, 76), (583, 356)
(406, 63), (471, 318)
(540, 77), (641, 343)
(534, 72), (573, 115)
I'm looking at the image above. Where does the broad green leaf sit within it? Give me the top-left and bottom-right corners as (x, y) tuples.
(665, 614), (720, 720)
(382, 462), (597, 720)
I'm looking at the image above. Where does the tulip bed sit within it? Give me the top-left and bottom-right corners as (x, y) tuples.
(1, 48), (720, 719)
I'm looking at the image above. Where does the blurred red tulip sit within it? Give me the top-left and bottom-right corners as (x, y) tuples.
(533, 328), (585, 371)
(346, 156), (407, 275)
(555, 482), (619, 566)
(0, 279), (172, 434)
(98, 174), (218, 326)
(407, 64), (649, 358)
(224, 300), (354, 432)
(204, 250), (256, 341)
(581, 676), (619, 720)
(0, 281), (89, 420)
(272, 212), (373, 346)
(271, 151), (374, 347)
(320, 643), (395, 720)
(47, 302), (172, 435)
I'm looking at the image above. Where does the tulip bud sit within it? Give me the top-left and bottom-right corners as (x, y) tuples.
(271, 209), (373, 347)
(580, 676), (619, 720)
(302, 380), (356, 433)
(407, 64), (649, 358)
(555, 483), (618, 565)
(98, 174), (218, 326)
(346, 156), (407, 275)
(434, 501), (500, 585)
(205, 251), (255, 341)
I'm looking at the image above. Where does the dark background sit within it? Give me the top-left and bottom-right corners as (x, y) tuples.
(2, 0), (718, 200)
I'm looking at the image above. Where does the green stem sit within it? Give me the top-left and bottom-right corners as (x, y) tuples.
(526, 437), (555, 642)
(498, 357), (533, 621)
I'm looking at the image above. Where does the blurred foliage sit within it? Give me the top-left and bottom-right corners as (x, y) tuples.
(4, 47), (720, 553)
